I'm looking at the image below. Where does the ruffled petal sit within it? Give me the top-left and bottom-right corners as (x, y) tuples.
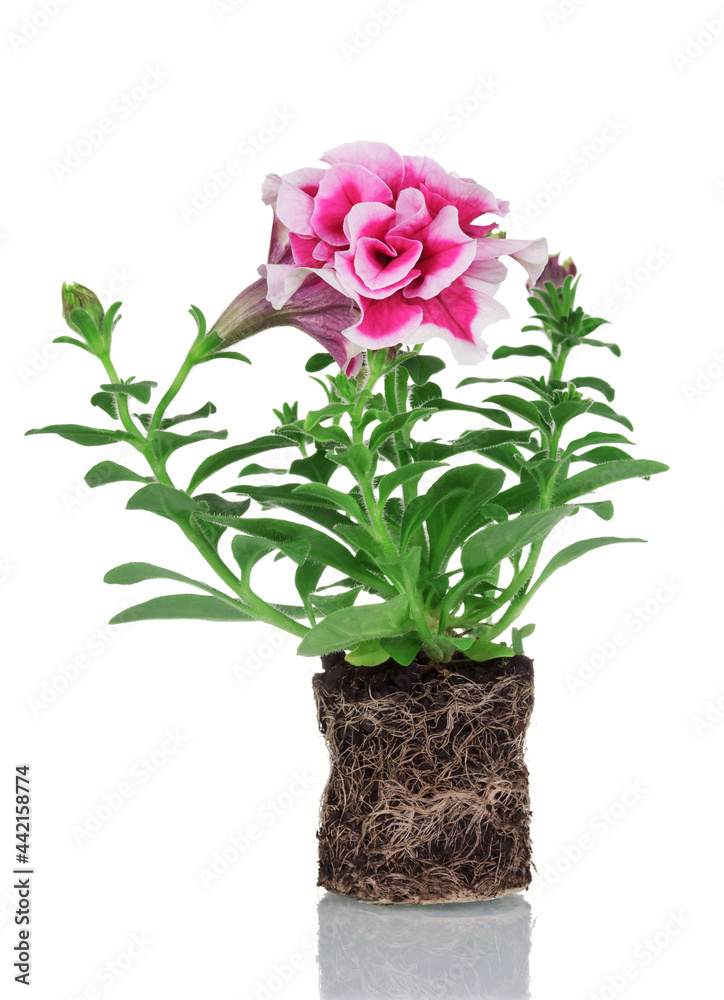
(401, 155), (446, 189)
(342, 201), (396, 246)
(347, 292), (423, 349)
(275, 167), (325, 237)
(311, 163), (393, 245)
(422, 172), (509, 226)
(415, 277), (509, 364)
(389, 187), (432, 237)
(403, 205), (476, 300)
(323, 141), (405, 196)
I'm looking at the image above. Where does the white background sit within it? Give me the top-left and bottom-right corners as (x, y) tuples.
(2, 0), (722, 997)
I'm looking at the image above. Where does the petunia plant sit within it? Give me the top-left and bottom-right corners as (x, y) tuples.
(28, 143), (668, 667)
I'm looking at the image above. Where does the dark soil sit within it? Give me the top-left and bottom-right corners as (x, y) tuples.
(313, 652), (535, 905)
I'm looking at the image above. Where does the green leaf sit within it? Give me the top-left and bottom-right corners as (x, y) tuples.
(579, 500), (614, 520)
(197, 351), (251, 364)
(573, 446), (634, 464)
(346, 640), (392, 666)
(289, 449), (337, 485)
(231, 519), (396, 597)
(127, 484), (199, 522)
(418, 428), (534, 461)
(102, 301), (123, 340)
(563, 431), (634, 459)
(53, 335), (91, 353)
(91, 391), (119, 420)
(378, 461), (447, 506)
(310, 587), (362, 615)
(100, 380), (158, 405)
(292, 483), (366, 521)
(465, 640), (516, 663)
(570, 377), (615, 402)
(380, 634), (421, 666)
(409, 382), (443, 408)
(484, 394), (551, 429)
(461, 507), (576, 579)
(26, 424), (133, 447)
(188, 435), (294, 493)
(528, 537), (646, 600)
(369, 409), (433, 452)
(511, 625), (535, 655)
(330, 442), (373, 478)
(231, 535), (275, 579)
(425, 465), (507, 571)
(151, 428), (229, 463)
(551, 398), (593, 429)
(160, 402), (217, 428)
(295, 561), (325, 612)
(491, 344), (554, 362)
(579, 338), (621, 356)
(305, 352), (335, 372)
(505, 376), (554, 401)
(304, 402), (353, 430)
(104, 561), (218, 593)
(109, 594), (252, 624)
(297, 594), (411, 657)
(587, 401), (634, 431)
(456, 376), (504, 388)
(553, 460), (669, 504)
(335, 523), (385, 559)
(399, 354), (446, 385)
(85, 461), (154, 488)
(238, 463), (286, 477)
(423, 398), (513, 427)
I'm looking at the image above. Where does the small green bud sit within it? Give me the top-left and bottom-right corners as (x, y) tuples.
(61, 282), (105, 334)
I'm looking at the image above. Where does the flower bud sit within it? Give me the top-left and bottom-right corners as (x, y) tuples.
(62, 282), (105, 334)
(528, 253), (577, 291)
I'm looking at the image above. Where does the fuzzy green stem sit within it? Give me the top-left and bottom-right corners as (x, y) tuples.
(148, 354), (196, 435)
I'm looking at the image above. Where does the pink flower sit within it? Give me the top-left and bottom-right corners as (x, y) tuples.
(263, 141), (548, 364)
(211, 183), (363, 376)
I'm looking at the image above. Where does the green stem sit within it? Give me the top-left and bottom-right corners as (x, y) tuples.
(98, 353), (145, 444)
(486, 539), (543, 640)
(178, 519), (308, 638)
(148, 354), (196, 435)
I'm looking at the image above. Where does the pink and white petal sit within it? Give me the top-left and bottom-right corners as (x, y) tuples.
(356, 237), (422, 291)
(289, 233), (324, 268)
(311, 164), (393, 245)
(464, 257), (509, 297)
(403, 205), (476, 300)
(275, 167), (326, 236)
(342, 201), (396, 247)
(473, 236), (547, 264)
(415, 277), (509, 364)
(334, 246), (420, 301)
(508, 237), (549, 286)
(262, 173), (282, 207)
(466, 222), (500, 239)
(322, 141), (405, 195)
(389, 187), (432, 237)
(312, 240), (337, 263)
(345, 351), (364, 377)
(261, 262), (347, 309)
(422, 173), (508, 225)
(401, 155), (447, 188)
(346, 292), (423, 350)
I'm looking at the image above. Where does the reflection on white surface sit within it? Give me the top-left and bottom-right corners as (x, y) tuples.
(317, 891), (531, 999)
